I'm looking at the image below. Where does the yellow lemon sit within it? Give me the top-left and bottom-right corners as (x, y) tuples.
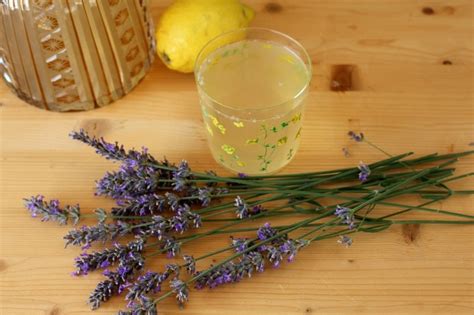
(156, 0), (255, 73)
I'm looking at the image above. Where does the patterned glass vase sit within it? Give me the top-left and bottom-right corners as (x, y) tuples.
(0, 0), (155, 111)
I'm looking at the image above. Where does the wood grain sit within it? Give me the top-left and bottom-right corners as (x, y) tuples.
(1, 1), (473, 314)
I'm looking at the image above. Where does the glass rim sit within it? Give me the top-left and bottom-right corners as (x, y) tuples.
(194, 27), (312, 112)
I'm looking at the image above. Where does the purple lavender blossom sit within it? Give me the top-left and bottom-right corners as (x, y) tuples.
(257, 222), (278, 241)
(73, 238), (145, 276)
(338, 235), (353, 247)
(64, 221), (131, 248)
(24, 195), (80, 225)
(96, 165), (159, 199)
(172, 160), (192, 192)
(120, 295), (157, 315)
(183, 255), (197, 275)
(88, 252), (144, 309)
(234, 196), (249, 219)
(147, 215), (171, 239)
(231, 237), (250, 253)
(358, 162), (371, 182)
(70, 130), (158, 167)
(162, 237), (181, 258)
(250, 205), (265, 216)
(112, 193), (166, 217)
(170, 278), (189, 306)
(266, 246), (283, 267)
(197, 187), (212, 207)
(126, 271), (166, 301)
(165, 192), (180, 211)
(238, 173), (248, 178)
(279, 239), (309, 262)
(195, 251), (264, 289)
(348, 131), (364, 142)
(334, 205), (356, 229)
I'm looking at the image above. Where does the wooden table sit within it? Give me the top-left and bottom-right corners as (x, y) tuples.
(1, 1), (473, 314)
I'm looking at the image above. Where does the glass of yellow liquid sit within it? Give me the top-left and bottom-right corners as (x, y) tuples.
(195, 28), (312, 175)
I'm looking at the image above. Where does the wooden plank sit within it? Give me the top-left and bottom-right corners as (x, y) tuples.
(0, 1), (473, 314)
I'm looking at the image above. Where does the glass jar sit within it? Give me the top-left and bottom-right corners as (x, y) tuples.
(0, 0), (155, 111)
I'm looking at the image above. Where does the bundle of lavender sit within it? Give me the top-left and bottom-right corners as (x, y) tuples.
(25, 130), (474, 315)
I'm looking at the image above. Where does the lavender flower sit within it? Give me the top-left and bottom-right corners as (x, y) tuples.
(70, 130), (157, 167)
(358, 162), (371, 182)
(64, 221), (131, 248)
(250, 205), (265, 216)
(147, 215), (171, 239)
(234, 196), (249, 219)
(73, 238), (145, 276)
(279, 239), (309, 262)
(265, 246), (283, 267)
(338, 235), (353, 247)
(172, 160), (191, 192)
(88, 252), (144, 309)
(24, 195), (80, 225)
(334, 205), (356, 229)
(126, 271), (167, 301)
(257, 222), (278, 241)
(231, 237), (250, 253)
(165, 192), (180, 211)
(94, 208), (108, 224)
(197, 187), (212, 207)
(162, 237), (181, 258)
(183, 255), (197, 275)
(96, 166), (159, 199)
(170, 278), (189, 306)
(195, 251), (264, 289)
(120, 295), (157, 315)
(348, 131), (364, 142)
(112, 193), (166, 217)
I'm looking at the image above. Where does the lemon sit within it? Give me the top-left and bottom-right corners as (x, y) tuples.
(156, 0), (255, 73)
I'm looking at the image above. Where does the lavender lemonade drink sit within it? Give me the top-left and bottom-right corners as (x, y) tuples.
(195, 28), (311, 175)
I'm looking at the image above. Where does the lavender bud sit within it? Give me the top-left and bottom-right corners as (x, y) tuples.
(234, 196), (249, 219)
(170, 278), (189, 306)
(162, 237), (181, 258)
(338, 235), (353, 247)
(334, 205), (356, 229)
(348, 131), (364, 142)
(122, 295), (157, 315)
(358, 162), (371, 182)
(24, 195), (80, 225)
(94, 208), (108, 224)
(183, 255), (196, 275)
(257, 223), (277, 241)
(64, 222), (131, 248)
(126, 271), (163, 301)
(88, 253), (144, 309)
(231, 237), (250, 253)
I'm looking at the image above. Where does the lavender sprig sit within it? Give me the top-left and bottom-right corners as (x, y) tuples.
(64, 221), (131, 248)
(358, 162), (371, 182)
(70, 129), (155, 166)
(334, 205), (356, 229)
(73, 238), (145, 276)
(170, 278), (189, 307)
(234, 196), (265, 219)
(348, 131), (364, 142)
(112, 193), (166, 217)
(120, 295), (157, 315)
(338, 235), (353, 247)
(24, 195), (80, 225)
(88, 252), (144, 309)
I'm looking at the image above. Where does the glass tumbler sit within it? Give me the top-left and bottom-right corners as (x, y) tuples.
(195, 28), (312, 175)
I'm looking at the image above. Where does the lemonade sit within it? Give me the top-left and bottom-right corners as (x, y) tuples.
(195, 31), (311, 175)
